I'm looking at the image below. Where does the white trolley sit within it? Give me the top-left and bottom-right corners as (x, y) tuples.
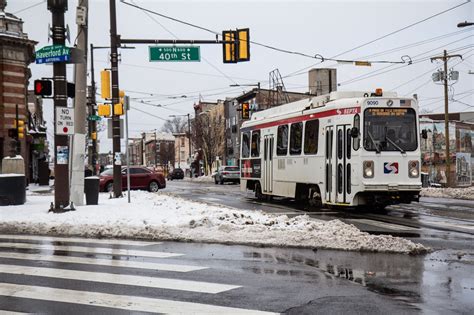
(240, 89), (422, 210)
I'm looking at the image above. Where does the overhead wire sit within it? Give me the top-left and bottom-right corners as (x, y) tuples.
(13, 0), (46, 14)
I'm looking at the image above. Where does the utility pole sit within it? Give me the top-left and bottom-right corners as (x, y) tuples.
(109, 0), (122, 197)
(154, 129), (158, 167)
(88, 44), (98, 174)
(70, 0), (89, 206)
(431, 50), (462, 187)
(48, 0), (70, 211)
(187, 113), (192, 166)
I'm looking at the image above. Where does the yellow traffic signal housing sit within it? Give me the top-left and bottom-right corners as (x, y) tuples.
(100, 70), (111, 99)
(14, 120), (26, 139)
(97, 104), (111, 117)
(223, 28), (250, 63)
(91, 132), (97, 140)
(242, 102), (250, 119)
(114, 103), (124, 116)
(119, 90), (125, 98)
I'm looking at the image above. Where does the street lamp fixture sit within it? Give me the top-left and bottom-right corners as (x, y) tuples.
(457, 21), (474, 28)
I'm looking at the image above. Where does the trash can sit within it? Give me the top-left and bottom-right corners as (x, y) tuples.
(0, 174), (26, 206)
(84, 176), (100, 205)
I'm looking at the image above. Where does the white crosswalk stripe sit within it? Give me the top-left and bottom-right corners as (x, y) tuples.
(0, 264), (239, 294)
(0, 252), (207, 272)
(0, 242), (182, 258)
(0, 283), (277, 315)
(0, 235), (275, 314)
(0, 234), (161, 246)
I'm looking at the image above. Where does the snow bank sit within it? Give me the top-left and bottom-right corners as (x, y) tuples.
(0, 191), (428, 254)
(421, 186), (474, 200)
(185, 175), (214, 183)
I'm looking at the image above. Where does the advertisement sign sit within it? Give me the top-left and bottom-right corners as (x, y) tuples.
(56, 146), (69, 165)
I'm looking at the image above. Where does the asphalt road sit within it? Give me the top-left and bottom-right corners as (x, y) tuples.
(1, 181), (473, 314)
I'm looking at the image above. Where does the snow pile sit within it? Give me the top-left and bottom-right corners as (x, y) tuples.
(421, 186), (474, 200)
(0, 191), (428, 254)
(186, 175), (214, 183)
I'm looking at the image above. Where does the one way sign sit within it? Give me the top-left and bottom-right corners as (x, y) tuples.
(56, 107), (75, 135)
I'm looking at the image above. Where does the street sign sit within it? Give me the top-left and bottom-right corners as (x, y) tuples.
(88, 115), (102, 121)
(149, 46), (200, 62)
(35, 45), (71, 64)
(56, 107), (75, 135)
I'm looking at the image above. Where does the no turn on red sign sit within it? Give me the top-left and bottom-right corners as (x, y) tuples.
(56, 107), (75, 135)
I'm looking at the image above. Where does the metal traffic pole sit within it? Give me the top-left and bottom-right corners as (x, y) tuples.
(125, 96), (131, 203)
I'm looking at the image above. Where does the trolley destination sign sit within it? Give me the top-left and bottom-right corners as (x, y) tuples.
(149, 46), (200, 62)
(35, 45), (71, 64)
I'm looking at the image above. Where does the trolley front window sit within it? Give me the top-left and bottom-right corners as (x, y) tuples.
(363, 108), (417, 152)
(242, 131), (250, 158)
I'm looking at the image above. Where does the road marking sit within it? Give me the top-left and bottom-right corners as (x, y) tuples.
(0, 311), (28, 315)
(0, 235), (161, 246)
(0, 264), (239, 294)
(0, 242), (182, 258)
(199, 197), (222, 202)
(424, 221), (474, 231)
(346, 219), (419, 231)
(0, 252), (206, 273)
(0, 283), (276, 315)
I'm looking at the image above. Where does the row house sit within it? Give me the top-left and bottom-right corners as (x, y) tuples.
(127, 132), (175, 172)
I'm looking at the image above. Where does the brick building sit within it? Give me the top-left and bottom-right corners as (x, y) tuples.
(0, 1), (36, 165)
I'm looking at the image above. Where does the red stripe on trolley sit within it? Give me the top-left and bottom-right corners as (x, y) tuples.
(241, 106), (361, 132)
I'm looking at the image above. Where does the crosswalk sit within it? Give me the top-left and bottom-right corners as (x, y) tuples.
(0, 234), (277, 314)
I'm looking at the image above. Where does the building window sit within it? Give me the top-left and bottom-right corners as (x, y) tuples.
(251, 130), (260, 157)
(181, 137), (185, 147)
(277, 124), (288, 156)
(290, 122), (303, 155)
(304, 119), (319, 154)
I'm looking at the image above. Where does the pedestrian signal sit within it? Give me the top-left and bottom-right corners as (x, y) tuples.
(97, 104), (111, 117)
(101, 70), (111, 99)
(34, 79), (53, 96)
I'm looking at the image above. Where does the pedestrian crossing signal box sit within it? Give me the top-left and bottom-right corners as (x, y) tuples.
(34, 79), (53, 96)
(223, 28), (250, 63)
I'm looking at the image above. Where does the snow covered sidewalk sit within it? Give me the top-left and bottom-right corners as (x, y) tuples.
(0, 191), (427, 254)
(421, 186), (474, 200)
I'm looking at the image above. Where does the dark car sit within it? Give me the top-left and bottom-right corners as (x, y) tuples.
(167, 168), (184, 180)
(214, 166), (240, 184)
(99, 166), (166, 192)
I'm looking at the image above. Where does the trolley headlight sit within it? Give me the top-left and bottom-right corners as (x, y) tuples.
(409, 160), (419, 178)
(363, 160), (374, 178)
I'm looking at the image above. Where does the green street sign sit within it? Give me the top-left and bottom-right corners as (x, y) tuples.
(88, 115), (102, 121)
(149, 46), (200, 62)
(35, 45), (71, 64)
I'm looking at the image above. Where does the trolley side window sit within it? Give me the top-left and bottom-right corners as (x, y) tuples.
(242, 131), (250, 158)
(251, 130), (260, 157)
(290, 122), (303, 155)
(353, 114), (360, 151)
(277, 124), (289, 156)
(304, 119), (319, 155)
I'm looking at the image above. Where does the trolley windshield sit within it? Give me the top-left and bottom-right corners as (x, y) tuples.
(363, 108), (417, 153)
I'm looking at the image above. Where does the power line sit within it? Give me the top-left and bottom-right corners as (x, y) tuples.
(13, 0), (46, 14)
(120, 0), (409, 65)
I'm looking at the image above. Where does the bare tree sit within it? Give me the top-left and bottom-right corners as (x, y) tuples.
(194, 113), (225, 175)
(161, 117), (187, 134)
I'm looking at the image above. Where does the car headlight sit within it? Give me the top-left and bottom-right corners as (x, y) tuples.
(409, 160), (419, 178)
(363, 161), (374, 178)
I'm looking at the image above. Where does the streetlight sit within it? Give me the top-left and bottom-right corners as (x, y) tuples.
(169, 113), (192, 172)
(457, 21), (474, 27)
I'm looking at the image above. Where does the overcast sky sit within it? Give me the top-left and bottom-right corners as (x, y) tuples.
(9, 0), (474, 154)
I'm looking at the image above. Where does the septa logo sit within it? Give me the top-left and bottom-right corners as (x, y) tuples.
(384, 162), (399, 174)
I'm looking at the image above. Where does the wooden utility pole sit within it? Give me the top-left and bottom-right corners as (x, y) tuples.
(430, 50), (462, 187)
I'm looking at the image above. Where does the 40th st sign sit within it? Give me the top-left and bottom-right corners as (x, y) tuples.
(149, 46), (200, 62)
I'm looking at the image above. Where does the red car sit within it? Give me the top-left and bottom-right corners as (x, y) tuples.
(99, 166), (166, 192)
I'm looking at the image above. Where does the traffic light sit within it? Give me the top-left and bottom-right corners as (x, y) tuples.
(14, 120), (26, 139)
(97, 104), (111, 117)
(34, 79), (52, 96)
(114, 103), (124, 116)
(91, 132), (97, 140)
(242, 102), (250, 119)
(223, 28), (250, 63)
(100, 70), (111, 99)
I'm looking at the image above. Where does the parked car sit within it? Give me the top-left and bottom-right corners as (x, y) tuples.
(167, 168), (184, 180)
(99, 166), (166, 192)
(214, 166), (240, 184)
